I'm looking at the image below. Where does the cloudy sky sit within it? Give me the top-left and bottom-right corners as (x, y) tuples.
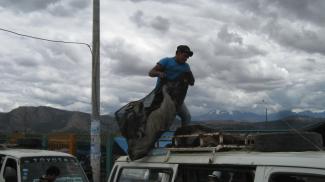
(0, 0), (325, 116)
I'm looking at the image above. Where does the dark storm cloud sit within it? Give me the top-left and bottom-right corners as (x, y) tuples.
(0, 65), (90, 113)
(182, 32), (266, 83)
(221, 0), (325, 25)
(188, 26), (286, 94)
(27, 84), (88, 106)
(213, 25), (266, 59)
(214, 60), (288, 92)
(0, 0), (91, 112)
(269, 81), (325, 111)
(102, 39), (151, 76)
(150, 16), (170, 33)
(2, 0), (325, 115)
(301, 58), (317, 71)
(47, 0), (91, 17)
(213, 43), (265, 59)
(262, 21), (325, 55)
(190, 26), (265, 69)
(215, 0), (325, 55)
(129, 0), (180, 3)
(0, 0), (58, 12)
(13, 57), (39, 68)
(268, 0), (325, 26)
(69, 0), (89, 9)
(306, 58), (316, 63)
(130, 10), (170, 33)
(0, 0), (90, 16)
(130, 10), (146, 27)
(218, 26), (243, 45)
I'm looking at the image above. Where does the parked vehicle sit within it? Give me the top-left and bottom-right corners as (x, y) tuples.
(107, 131), (325, 182)
(0, 148), (89, 182)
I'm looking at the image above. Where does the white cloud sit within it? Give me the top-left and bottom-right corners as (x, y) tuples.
(1, 0), (325, 116)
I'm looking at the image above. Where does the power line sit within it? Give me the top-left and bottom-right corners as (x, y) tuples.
(0, 27), (92, 54)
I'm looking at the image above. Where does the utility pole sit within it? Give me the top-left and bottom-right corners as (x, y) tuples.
(262, 100), (268, 122)
(91, 0), (101, 181)
(265, 107), (268, 122)
(262, 100), (268, 131)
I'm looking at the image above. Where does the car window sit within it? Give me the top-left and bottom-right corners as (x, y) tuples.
(117, 167), (172, 182)
(269, 173), (325, 182)
(20, 156), (88, 182)
(175, 164), (255, 182)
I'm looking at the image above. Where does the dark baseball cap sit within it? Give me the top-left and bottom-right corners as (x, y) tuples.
(176, 45), (193, 57)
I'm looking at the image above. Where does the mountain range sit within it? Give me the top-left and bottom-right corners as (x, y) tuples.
(0, 106), (118, 134)
(192, 109), (325, 122)
(1, 106), (325, 134)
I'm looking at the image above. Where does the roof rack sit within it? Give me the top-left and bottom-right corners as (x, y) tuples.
(161, 132), (255, 163)
(171, 132), (254, 148)
(164, 131), (323, 153)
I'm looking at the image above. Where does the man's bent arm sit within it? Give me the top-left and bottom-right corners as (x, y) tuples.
(188, 71), (195, 86)
(149, 64), (165, 78)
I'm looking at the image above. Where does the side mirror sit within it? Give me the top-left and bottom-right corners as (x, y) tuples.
(4, 166), (17, 182)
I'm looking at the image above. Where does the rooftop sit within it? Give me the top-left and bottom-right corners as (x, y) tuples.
(0, 148), (73, 158)
(117, 150), (325, 169)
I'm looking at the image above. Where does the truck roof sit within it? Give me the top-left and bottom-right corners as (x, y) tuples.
(116, 150), (325, 169)
(0, 149), (73, 158)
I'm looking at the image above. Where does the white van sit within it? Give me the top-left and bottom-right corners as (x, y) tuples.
(0, 148), (89, 182)
(107, 131), (325, 182)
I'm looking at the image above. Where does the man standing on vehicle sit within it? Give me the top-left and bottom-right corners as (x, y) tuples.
(149, 45), (195, 126)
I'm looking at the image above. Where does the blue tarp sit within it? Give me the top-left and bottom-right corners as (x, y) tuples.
(114, 136), (128, 153)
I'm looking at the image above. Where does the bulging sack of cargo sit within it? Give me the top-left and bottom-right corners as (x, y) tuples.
(115, 73), (191, 160)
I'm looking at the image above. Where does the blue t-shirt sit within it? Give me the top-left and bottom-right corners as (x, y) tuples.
(155, 57), (191, 87)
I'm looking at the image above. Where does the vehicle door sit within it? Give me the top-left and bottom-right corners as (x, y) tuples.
(0, 157), (19, 182)
(0, 155), (6, 182)
(108, 162), (178, 182)
(261, 166), (325, 182)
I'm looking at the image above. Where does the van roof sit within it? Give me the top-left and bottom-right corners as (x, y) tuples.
(116, 150), (325, 169)
(0, 149), (73, 158)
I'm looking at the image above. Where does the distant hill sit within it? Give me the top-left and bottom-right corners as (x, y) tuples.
(198, 116), (325, 131)
(193, 109), (325, 122)
(2, 106), (324, 135)
(0, 106), (118, 134)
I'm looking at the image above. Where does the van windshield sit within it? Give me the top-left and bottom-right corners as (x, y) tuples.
(118, 168), (172, 182)
(20, 156), (88, 182)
